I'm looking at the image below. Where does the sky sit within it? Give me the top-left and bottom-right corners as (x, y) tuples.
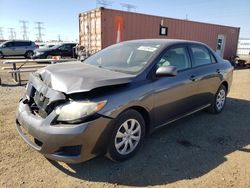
(0, 0), (249, 42)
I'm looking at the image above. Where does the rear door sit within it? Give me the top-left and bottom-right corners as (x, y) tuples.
(188, 44), (221, 106)
(152, 45), (199, 126)
(14, 41), (29, 55)
(216, 34), (226, 57)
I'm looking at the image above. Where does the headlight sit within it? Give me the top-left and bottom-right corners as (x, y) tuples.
(55, 100), (107, 122)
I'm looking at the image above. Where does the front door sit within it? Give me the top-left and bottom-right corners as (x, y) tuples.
(216, 34), (226, 58)
(152, 45), (199, 127)
(1, 42), (15, 55)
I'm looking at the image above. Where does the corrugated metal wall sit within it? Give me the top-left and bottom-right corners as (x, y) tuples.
(79, 9), (102, 53)
(79, 8), (240, 59)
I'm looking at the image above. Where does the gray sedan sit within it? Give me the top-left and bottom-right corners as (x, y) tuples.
(16, 39), (233, 163)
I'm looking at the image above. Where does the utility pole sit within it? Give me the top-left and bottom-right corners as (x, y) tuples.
(120, 3), (137, 12)
(8, 28), (16, 40)
(20, 20), (29, 40)
(0, 27), (4, 40)
(58, 34), (61, 42)
(34, 21), (44, 42)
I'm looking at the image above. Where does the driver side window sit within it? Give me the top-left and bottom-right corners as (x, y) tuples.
(158, 46), (191, 71)
(4, 42), (14, 48)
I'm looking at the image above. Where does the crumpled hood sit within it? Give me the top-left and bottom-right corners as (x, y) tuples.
(37, 62), (135, 94)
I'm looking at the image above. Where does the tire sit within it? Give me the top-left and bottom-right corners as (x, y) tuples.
(0, 52), (4, 59)
(25, 51), (34, 59)
(207, 85), (227, 114)
(106, 109), (146, 162)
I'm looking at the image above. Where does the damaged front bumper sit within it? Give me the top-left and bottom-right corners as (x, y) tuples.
(16, 97), (113, 164)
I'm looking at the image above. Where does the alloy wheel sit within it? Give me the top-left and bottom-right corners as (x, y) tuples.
(216, 89), (226, 111)
(115, 119), (141, 155)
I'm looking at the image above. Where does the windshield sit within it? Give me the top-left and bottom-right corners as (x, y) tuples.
(0, 41), (8, 47)
(83, 42), (162, 74)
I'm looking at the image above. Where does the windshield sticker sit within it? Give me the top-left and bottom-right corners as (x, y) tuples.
(137, 46), (157, 52)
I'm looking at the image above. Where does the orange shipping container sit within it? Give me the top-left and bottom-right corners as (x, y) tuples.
(79, 7), (240, 59)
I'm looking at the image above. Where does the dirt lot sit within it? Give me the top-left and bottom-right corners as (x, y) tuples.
(0, 60), (250, 188)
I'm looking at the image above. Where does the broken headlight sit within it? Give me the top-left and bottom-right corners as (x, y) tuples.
(55, 100), (107, 122)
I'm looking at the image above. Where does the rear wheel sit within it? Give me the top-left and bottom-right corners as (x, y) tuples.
(106, 109), (145, 162)
(207, 85), (227, 114)
(25, 51), (34, 59)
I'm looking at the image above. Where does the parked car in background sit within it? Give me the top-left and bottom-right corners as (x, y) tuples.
(16, 39), (233, 163)
(32, 43), (76, 59)
(37, 44), (56, 49)
(0, 40), (38, 58)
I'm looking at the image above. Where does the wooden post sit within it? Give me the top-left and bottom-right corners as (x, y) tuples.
(13, 63), (18, 82)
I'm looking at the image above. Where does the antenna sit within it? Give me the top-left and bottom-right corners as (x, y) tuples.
(96, 0), (113, 7)
(0, 27), (4, 40)
(34, 21), (44, 42)
(8, 28), (16, 40)
(20, 20), (29, 40)
(120, 3), (137, 12)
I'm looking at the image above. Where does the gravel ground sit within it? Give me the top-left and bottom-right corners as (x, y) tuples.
(0, 61), (250, 188)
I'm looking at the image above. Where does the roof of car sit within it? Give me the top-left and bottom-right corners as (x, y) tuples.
(121, 39), (206, 47)
(8, 40), (33, 42)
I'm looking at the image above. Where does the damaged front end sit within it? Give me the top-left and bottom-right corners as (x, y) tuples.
(16, 72), (113, 163)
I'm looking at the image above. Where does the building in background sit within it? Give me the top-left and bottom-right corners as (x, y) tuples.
(237, 38), (250, 56)
(79, 7), (240, 59)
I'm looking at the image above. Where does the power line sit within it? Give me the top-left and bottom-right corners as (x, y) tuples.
(20, 20), (29, 40)
(8, 28), (16, 40)
(34, 21), (44, 42)
(120, 3), (137, 12)
(96, 0), (113, 7)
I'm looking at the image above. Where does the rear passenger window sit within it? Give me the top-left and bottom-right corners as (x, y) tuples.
(158, 46), (191, 71)
(191, 45), (212, 67)
(15, 42), (31, 47)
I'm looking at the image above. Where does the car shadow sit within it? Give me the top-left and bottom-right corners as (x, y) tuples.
(49, 97), (250, 186)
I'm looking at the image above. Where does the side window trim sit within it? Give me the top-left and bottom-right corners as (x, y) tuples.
(156, 44), (192, 72)
(209, 51), (218, 64)
(188, 44), (214, 68)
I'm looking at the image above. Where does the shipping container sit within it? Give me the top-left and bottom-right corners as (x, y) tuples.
(79, 7), (240, 59)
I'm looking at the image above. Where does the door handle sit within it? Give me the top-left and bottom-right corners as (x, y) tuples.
(189, 75), (196, 81)
(216, 69), (221, 74)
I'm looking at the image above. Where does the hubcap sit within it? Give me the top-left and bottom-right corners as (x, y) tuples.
(115, 119), (141, 155)
(27, 52), (33, 58)
(216, 89), (226, 111)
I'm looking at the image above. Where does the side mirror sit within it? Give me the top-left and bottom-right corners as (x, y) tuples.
(156, 66), (177, 77)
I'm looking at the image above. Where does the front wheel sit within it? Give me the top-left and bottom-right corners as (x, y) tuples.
(25, 51), (34, 59)
(106, 109), (145, 162)
(207, 85), (227, 114)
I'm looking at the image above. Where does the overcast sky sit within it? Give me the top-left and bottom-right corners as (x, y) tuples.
(0, 0), (249, 41)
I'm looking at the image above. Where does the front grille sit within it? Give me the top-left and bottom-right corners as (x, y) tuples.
(25, 81), (66, 118)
